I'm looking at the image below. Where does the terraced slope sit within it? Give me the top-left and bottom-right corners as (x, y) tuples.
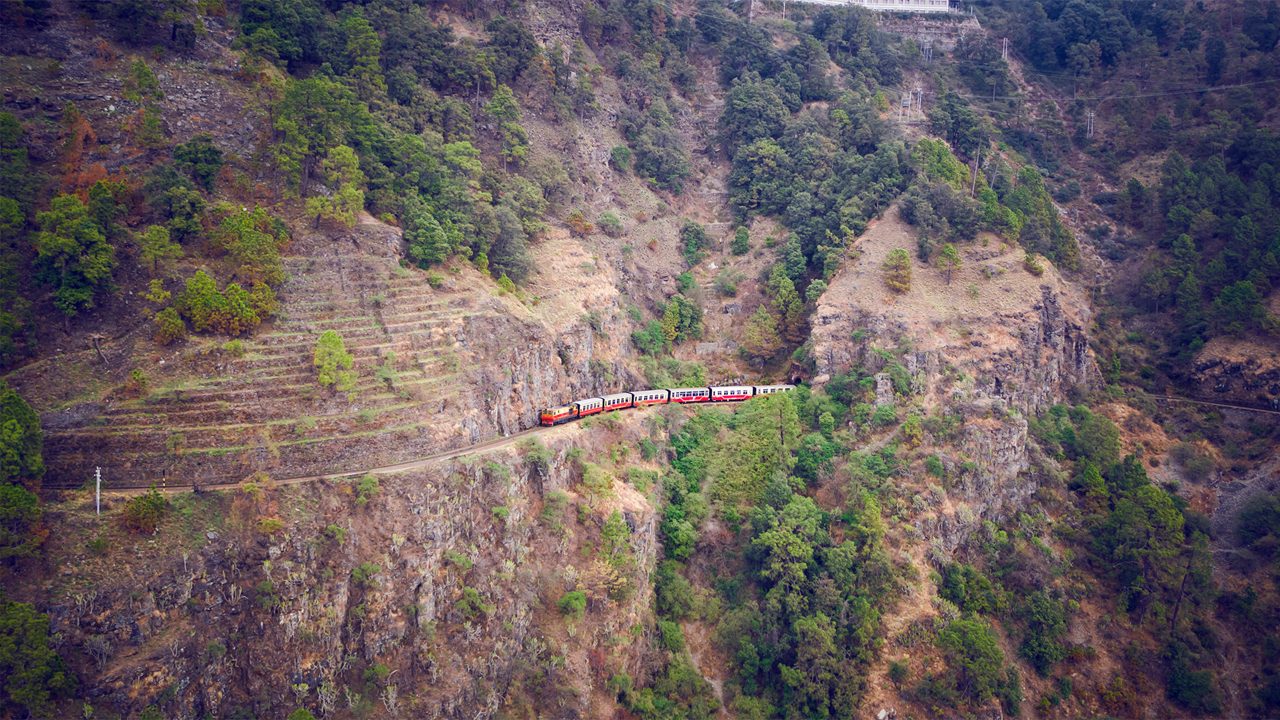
(37, 222), (589, 489)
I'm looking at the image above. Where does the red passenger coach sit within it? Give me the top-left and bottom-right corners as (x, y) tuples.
(710, 385), (754, 401)
(669, 387), (710, 403)
(540, 385), (792, 426)
(601, 392), (634, 411)
(632, 389), (670, 406)
(573, 397), (605, 417)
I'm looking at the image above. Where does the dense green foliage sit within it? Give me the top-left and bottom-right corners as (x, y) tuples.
(626, 389), (902, 718)
(0, 382), (42, 562)
(0, 382), (43, 486)
(313, 329), (356, 394)
(0, 599), (73, 717)
(1032, 404), (1220, 709)
(33, 193), (117, 323)
(901, 131), (1079, 268)
(971, 0), (1280, 362)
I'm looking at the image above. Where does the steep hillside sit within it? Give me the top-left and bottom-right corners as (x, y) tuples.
(2, 1), (1279, 720)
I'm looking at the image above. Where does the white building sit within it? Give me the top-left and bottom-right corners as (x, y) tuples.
(857, 0), (950, 11)
(797, 0), (952, 13)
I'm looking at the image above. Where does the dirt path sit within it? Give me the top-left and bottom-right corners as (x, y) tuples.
(91, 420), (566, 497)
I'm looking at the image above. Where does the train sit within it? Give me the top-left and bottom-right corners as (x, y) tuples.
(539, 384), (796, 426)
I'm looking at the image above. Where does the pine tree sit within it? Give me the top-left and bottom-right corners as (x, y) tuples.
(405, 201), (451, 267)
(741, 306), (782, 360)
(767, 265), (804, 339)
(176, 269), (225, 333)
(936, 243), (962, 285)
(137, 224), (182, 274)
(314, 330), (356, 394)
(152, 306), (186, 345)
(305, 145), (365, 228)
(0, 381), (43, 484)
(731, 226), (750, 255)
(173, 134), (223, 191)
(340, 10), (386, 100)
(217, 282), (260, 336)
(882, 248), (912, 293)
(485, 85), (528, 167)
(33, 194), (116, 327)
(783, 234), (806, 284)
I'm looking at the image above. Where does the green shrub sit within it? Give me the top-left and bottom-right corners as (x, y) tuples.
(925, 455), (945, 478)
(351, 562), (381, 588)
(541, 490), (570, 531)
(313, 330), (356, 393)
(714, 268), (743, 297)
(557, 590), (587, 619)
(153, 306), (186, 345)
(655, 560), (695, 620)
(257, 516), (285, 534)
(457, 586), (493, 618)
(598, 211), (624, 237)
(446, 550), (473, 571)
(658, 619), (685, 653)
(355, 474), (378, 506)
(324, 524), (347, 544)
(935, 618), (1007, 704)
(122, 487), (168, 534)
(609, 145), (632, 172)
(731, 226), (750, 255)
(521, 438), (553, 474)
(680, 220), (708, 266)
(871, 404), (898, 427)
(889, 660), (909, 687)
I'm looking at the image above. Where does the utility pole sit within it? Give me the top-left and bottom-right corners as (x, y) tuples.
(970, 149), (981, 197)
(1086, 110), (1096, 138)
(95, 466), (101, 515)
(1001, 37), (1009, 61)
(923, 41), (933, 64)
(915, 84), (924, 116)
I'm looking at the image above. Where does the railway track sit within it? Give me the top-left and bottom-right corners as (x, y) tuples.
(73, 423), (556, 497)
(67, 392), (1274, 498)
(1147, 394), (1280, 416)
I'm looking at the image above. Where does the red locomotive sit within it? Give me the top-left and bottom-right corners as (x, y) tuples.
(539, 384), (795, 426)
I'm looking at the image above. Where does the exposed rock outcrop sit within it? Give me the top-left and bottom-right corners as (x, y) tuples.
(812, 213), (1094, 548)
(39, 422), (657, 719)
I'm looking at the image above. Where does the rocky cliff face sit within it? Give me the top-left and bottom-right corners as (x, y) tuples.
(1188, 336), (1280, 411)
(38, 421), (658, 719)
(812, 213), (1094, 547)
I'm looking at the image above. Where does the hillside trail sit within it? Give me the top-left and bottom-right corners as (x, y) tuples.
(94, 416), (573, 497)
